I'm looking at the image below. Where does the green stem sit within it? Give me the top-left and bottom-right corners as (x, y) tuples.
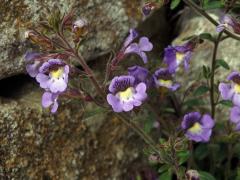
(182, 0), (240, 41)
(210, 32), (222, 119)
(114, 113), (159, 154)
(209, 33), (222, 175)
(225, 143), (233, 180)
(57, 32), (106, 98)
(56, 27), (160, 157)
(170, 138), (184, 180)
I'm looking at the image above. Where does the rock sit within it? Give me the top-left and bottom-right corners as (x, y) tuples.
(0, 77), (142, 179)
(173, 8), (240, 117)
(0, 0), (142, 80)
(0, 1), (173, 178)
(174, 8), (240, 83)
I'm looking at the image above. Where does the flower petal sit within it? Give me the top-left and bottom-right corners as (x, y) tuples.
(122, 102), (134, 111)
(51, 100), (59, 113)
(230, 106), (240, 123)
(138, 37), (153, 51)
(36, 73), (50, 89)
(107, 94), (123, 112)
(42, 92), (53, 108)
(201, 114), (214, 128)
(123, 29), (138, 48)
(219, 83), (234, 100)
(233, 93), (240, 107)
(49, 79), (67, 93)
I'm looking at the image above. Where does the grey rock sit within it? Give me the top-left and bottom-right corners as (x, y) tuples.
(174, 8), (240, 118)
(0, 0), (142, 80)
(0, 79), (142, 179)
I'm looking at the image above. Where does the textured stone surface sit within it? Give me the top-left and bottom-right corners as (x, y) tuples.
(174, 9), (240, 85)
(173, 9), (240, 118)
(0, 1), (172, 179)
(0, 0), (142, 80)
(0, 78), (142, 179)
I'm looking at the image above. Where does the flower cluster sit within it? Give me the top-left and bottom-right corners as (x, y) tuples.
(107, 29), (186, 112)
(219, 71), (240, 130)
(107, 29), (198, 114)
(25, 52), (69, 113)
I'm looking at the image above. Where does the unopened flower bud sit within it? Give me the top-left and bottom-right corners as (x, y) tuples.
(73, 19), (88, 32)
(148, 154), (160, 163)
(186, 170), (200, 180)
(25, 30), (53, 50)
(72, 18), (88, 42)
(142, 2), (157, 16)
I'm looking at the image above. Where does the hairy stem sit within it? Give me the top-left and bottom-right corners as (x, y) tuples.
(115, 113), (159, 154)
(57, 32), (106, 98)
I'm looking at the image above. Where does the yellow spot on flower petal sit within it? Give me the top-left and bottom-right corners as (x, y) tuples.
(176, 52), (185, 64)
(234, 84), (240, 94)
(188, 122), (202, 134)
(118, 87), (134, 101)
(50, 68), (64, 79)
(159, 79), (172, 87)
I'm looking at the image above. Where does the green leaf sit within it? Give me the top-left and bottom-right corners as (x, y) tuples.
(199, 33), (214, 42)
(159, 170), (172, 180)
(203, 0), (209, 6)
(194, 144), (209, 160)
(203, 1), (224, 10)
(193, 86), (209, 96)
(170, 0), (181, 9)
(199, 171), (216, 180)
(158, 165), (171, 174)
(218, 100), (233, 107)
(177, 150), (190, 165)
(184, 99), (205, 107)
(202, 65), (211, 79)
(216, 59), (230, 70)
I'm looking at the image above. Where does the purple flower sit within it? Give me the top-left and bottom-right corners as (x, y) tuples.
(216, 15), (240, 34)
(24, 52), (42, 77)
(163, 42), (194, 72)
(107, 75), (147, 112)
(219, 71), (240, 107)
(181, 112), (215, 142)
(42, 91), (59, 113)
(153, 68), (180, 91)
(36, 59), (69, 93)
(230, 106), (240, 131)
(123, 29), (153, 64)
(128, 66), (154, 88)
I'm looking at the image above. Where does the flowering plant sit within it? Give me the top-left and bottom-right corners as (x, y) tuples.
(24, 1), (240, 179)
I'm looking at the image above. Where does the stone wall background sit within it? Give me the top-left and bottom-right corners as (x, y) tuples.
(0, 0), (172, 179)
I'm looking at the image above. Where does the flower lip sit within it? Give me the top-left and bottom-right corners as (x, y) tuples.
(227, 71), (240, 84)
(153, 68), (180, 91)
(154, 68), (172, 80)
(39, 59), (65, 74)
(182, 112), (202, 130)
(109, 75), (135, 94)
